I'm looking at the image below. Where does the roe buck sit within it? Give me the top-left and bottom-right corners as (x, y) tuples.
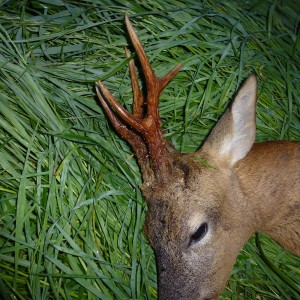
(96, 15), (300, 300)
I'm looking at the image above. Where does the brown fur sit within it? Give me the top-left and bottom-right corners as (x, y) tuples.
(96, 16), (300, 300)
(143, 140), (300, 299)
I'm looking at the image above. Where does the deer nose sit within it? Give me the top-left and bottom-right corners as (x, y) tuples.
(158, 293), (218, 300)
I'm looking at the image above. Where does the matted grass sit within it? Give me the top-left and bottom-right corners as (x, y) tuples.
(0, 0), (299, 299)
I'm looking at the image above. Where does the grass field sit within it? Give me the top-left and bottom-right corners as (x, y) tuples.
(0, 0), (299, 299)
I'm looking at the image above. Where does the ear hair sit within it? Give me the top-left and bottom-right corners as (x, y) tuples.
(201, 75), (257, 166)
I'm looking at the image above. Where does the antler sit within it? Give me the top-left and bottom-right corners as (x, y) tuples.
(96, 15), (181, 183)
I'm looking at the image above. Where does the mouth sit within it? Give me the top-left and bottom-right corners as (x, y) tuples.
(202, 296), (218, 300)
(158, 288), (219, 300)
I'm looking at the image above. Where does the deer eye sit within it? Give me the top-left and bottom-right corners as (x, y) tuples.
(189, 222), (208, 245)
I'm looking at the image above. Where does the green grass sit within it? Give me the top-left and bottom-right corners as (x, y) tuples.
(0, 0), (299, 299)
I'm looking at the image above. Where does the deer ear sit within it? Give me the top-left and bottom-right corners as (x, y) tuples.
(201, 74), (257, 166)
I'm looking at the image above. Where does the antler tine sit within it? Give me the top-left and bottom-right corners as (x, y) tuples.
(125, 15), (156, 89)
(125, 47), (144, 118)
(96, 85), (154, 181)
(125, 15), (182, 117)
(159, 63), (182, 92)
(96, 81), (144, 133)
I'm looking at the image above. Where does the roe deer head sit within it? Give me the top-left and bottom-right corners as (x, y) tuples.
(96, 16), (300, 300)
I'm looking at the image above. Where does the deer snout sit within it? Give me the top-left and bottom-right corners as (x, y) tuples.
(158, 286), (219, 300)
(158, 270), (219, 300)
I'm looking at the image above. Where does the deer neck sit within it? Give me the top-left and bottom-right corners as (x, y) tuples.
(235, 141), (300, 256)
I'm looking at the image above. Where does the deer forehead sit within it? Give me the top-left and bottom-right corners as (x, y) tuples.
(143, 164), (234, 239)
(144, 159), (231, 208)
